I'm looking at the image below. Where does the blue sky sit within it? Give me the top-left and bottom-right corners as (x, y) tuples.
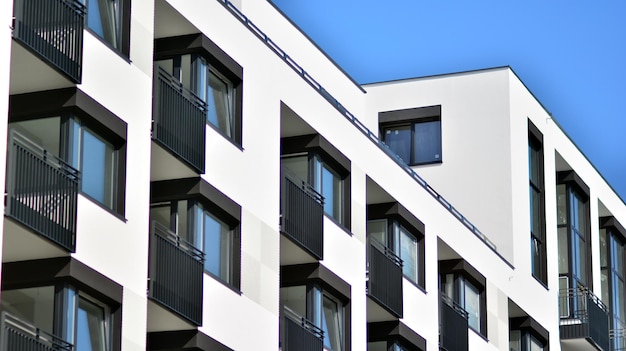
(271, 0), (626, 202)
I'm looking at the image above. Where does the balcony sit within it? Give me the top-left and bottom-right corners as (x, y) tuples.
(280, 169), (324, 261)
(559, 288), (610, 351)
(0, 312), (72, 351)
(282, 306), (323, 351)
(367, 239), (403, 318)
(12, 0), (84, 83)
(611, 327), (626, 351)
(152, 67), (207, 175)
(148, 221), (204, 326)
(5, 131), (79, 253)
(440, 294), (468, 351)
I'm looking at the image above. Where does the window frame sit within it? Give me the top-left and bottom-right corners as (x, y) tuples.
(379, 105), (442, 166)
(367, 202), (426, 289)
(281, 134), (351, 230)
(367, 320), (427, 351)
(82, 0), (131, 58)
(439, 259), (487, 337)
(9, 88), (128, 217)
(150, 177), (242, 291)
(154, 34), (244, 146)
(528, 121), (547, 285)
(600, 216), (626, 336)
(509, 316), (549, 351)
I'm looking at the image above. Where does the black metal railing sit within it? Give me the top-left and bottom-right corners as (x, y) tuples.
(152, 67), (207, 174)
(283, 306), (323, 351)
(367, 239), (403, 317)
(215, 0), (510, 268)
(0, 312), (73, 351)
(611, 326), (626, 351)
(559, 288), (610, 351)
(280, 168), (324, 260)
(12, 0), (85, 82)
(148, 221), (205, 326)
(440, 294), (468, 351)
(5, 131), (79, 252)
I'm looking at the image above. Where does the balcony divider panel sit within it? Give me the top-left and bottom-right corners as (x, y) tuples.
(5, 131), (79, 252)
(1, 312), (73, 351)
(280, 169), (324, 260)
(440, 294), (468, 351)
(283, 307), (323, 351)
(368, 239), (403, 317)
(152, 67), (207, 173)
(149, 221), (204, 326)
(12, 0), (85, 82)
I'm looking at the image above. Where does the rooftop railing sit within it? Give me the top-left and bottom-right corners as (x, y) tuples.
(5, 130), (79, 252)
(216, 0), (505, 265)
(148, 221), (205, 325)
(280, 168), (324, 260)
(12, 0), (85, 82)
(367, 238), (403, 317)
(152, 66), (207, 174)
(0, 312), (73, 351)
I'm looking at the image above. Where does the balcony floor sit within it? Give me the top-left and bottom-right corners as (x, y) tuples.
(2, 217), (68, 262)
(9, 41), (74, 95)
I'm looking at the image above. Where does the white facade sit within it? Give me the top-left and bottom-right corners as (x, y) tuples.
(0, 0), (624, 351)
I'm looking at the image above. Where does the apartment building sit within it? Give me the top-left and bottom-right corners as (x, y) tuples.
(0, 0), (624, 350)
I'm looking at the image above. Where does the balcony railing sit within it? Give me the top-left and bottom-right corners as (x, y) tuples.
(367, 239), (403, 317)
(148, 221), (205, 325)
(280, 168), (324, 260)
(0, 312), (73, 351)
(152, 67), (207, 173)
(559, 287), (610, 351)
(12, 0), (85, 82)
(5, 130), (79, 252)
(611, 326), (626, 351)
(282, 306), (323, 351)
(440, 294), (468, 351)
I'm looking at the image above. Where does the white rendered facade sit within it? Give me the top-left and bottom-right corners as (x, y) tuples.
(0, 1), (623, 351)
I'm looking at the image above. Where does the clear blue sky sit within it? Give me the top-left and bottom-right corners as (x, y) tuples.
(271, 0), (626, 202)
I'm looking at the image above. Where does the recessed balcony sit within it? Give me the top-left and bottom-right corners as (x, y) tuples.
(151, 66), (207, 178)
(11, 0), (84, 88)
(148, 221), (204, 327)
(4, 131), (79, 258)
(280, 168), (324, 263)
(559, 288), (610, 351)
(367, 239), (403, 319)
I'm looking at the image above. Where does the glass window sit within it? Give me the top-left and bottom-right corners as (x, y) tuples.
(528, 132), (545, 284)
(0, 286), (55, 333)
(84, 0), (123, 50)
(509, 330), (521, 351)
(76, 297), (108, 351)
(201, 209), (234, 283)
(207, 69), (234, 137)
(322, 295), (343, 351)
(440, 267), (485, 336)
(397, 224), (418, 283)
(463, 279), (481, 332)
(381, 118), (441, 165)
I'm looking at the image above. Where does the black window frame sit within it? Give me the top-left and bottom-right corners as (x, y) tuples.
(281, 263), (352, 351)
(528, 120), (547, 285)
(509, 316), (550, 351)
(154, 34), (244, 147)
(379, 105), (442, 166)
(599, 216), (626, 336)
(1, 257), (123, 351)
(557, 171), (592, 293)
(281, 134), (351, 230)
(82, 0), (132, 58)
(9, 87), (128, 217)
(367, 202), (426, 289)
(367, 320), (426, 351)
(439, 259), (487, 337)
(150, 177), (242, 292)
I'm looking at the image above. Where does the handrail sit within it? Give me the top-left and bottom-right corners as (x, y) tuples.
(282, 166), (324, 205)
(152, 221), (205, 262)
(283, 306), (324, 340)
(10, 130), (79, 179)
(215, 0), (507, 265)
(1, 311), (73, 351)
(155, 66), (207, 111)
(559, 287), (608, 312)
(441, 293), (469, 320)
(369, 237), (402, 267)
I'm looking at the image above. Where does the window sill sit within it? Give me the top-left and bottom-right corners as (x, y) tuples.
(204, 270), (242, 296)
(324, 214), (352, 236)
(79, 193), (127, 223)
(206, 123), (244, 151)
(469, 326), (489, 342)
(84, 28), (131, 64)
(403, 277), (427, 295)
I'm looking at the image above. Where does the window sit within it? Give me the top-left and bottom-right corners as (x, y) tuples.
(8, 89), (128, 216)
(440, 259), (486, 336)
(557, 171), (591, 294)
(367, 320), (427, 351)
(150, 177), (242, 290)
(281, 134), (351, 228)
(509, 317), (549, 351)
(154, 34), (244, 145)
(82, 0), (130, 55)
(280, 263), (351, 351)
(600, 217), (626, 348)
(379, 105), (442, 166)
(528, 121), (547, 284)
(367, 202), (425, 288)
